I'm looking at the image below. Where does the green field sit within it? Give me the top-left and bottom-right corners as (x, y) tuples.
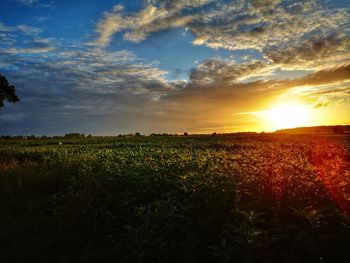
(1, 134), (349, 262)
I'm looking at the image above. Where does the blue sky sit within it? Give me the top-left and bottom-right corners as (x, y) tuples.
(0, 0), (349, 135)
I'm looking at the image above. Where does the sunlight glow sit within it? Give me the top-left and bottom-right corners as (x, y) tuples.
(259, 102), (312, 131)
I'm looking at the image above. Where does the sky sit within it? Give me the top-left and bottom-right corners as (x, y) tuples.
(0, 0), (349, 135)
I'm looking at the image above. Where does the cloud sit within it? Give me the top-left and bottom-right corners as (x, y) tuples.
(284, 64), (350, 87)
(264, 32), (350, 70)
(188, 0), (350, 70)
(188, 58), (271, 85)
(91, 0), (350, 71)
(248, 0), (282, 10)
(282, 73), (350, 109)
(0, 22), (42, 35)
(157, 62), (350, 128)
(0, 21), (55, 54)
(92, 0), (212, 46)
(15, 0), (39, 5)
(16, 25), (43, 35)
(1, 41), (349, 135)
(0, 45), (170, 131)
(190, 1), (348, 48)
(13, 0), (55, 9)
(3, 46), (55, 54)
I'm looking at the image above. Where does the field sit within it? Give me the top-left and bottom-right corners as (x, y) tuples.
(0, 134), (349, 262)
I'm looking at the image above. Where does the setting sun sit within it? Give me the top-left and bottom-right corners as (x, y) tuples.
(259, 102), (312, 131)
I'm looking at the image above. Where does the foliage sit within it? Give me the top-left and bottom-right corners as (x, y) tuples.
(0, 134), (349, 262)
(0, 74), (20, 110)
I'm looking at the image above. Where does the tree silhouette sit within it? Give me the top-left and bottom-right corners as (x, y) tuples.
(0, 74), (20, 110)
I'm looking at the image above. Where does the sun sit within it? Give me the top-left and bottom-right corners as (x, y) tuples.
(260, 102), (312, 131)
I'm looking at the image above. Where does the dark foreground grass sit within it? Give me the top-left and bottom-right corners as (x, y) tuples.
(0, 134), (349, 263)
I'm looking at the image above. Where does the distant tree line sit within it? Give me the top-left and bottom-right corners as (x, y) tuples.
(0, 134), (92, 140)
(150, 132), (190, 136)
(276, 125), (350, 134)
(64, 133), (88, 139)
(0, 132), (195, 140)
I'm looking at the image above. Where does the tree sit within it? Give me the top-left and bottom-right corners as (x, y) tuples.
(0, 74), (20, 110)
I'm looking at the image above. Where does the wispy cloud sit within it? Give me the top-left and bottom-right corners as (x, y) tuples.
(13, 0), (55, 9)
(189, 59), (272, 84)
(0, 21), (55, 55)
(0, 22), (42, 35)
(15, 0), (39, 5)
(4, 46), (55, 54)
(91, 0), (350, 71)
(91, 0), (212, 46)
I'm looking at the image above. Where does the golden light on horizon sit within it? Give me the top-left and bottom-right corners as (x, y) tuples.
(256, 102), (312, 131)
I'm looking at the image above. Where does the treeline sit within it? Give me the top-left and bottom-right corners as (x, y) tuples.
(1, 125), (349, 139)
(0, 132), (191, 140)
(276, 125), (350, 134)
(0, 133), (92, 140)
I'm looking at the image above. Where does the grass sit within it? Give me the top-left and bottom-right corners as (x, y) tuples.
(0, 134), (349, 262)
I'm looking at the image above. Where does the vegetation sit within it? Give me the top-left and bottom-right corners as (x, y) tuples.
(277, 125), (350, 135)
(0, 74), (20, 110)
(0, 133), (349, 262)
